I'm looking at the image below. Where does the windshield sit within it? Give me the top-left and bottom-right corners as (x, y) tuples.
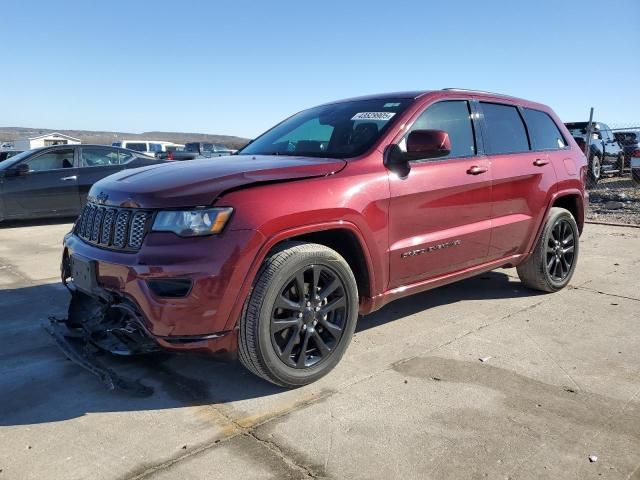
(239, 98), (413, 159)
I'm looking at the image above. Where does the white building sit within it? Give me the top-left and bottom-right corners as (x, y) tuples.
(13, 132), (81, 150)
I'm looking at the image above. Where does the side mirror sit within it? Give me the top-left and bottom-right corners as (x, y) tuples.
(406, 129), (451, 160)
(5, 163), (29, 177)
(384, 129), (451, 178)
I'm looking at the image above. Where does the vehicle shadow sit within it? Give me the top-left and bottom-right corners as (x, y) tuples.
(0, 217), (76, 229)
(356, 270), (538, 333)
(0, 271), (537, 426)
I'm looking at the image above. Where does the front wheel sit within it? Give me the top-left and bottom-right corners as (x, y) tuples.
(239, 242), (358, 388)
(517, 207), (579, 292)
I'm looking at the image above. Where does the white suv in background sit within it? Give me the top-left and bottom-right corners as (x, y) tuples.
(111, 140), (183, 156)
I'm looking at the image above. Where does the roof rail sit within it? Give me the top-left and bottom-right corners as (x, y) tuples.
(442, 88), (517, 98)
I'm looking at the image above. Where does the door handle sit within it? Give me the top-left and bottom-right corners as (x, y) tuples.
(466, 165), (488, 175)
(61, 175), (77, 181)
(533, 159), (549, 167)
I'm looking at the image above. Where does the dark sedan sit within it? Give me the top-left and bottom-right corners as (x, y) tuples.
(0, 144), (167, 222)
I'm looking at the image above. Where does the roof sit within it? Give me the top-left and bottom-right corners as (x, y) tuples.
(321, 89), (548, 110)
(23, 132), (80, 141)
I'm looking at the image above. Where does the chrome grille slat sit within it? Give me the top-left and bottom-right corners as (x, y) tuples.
(91, 208), (104, 242)
(128, 212), (148, 249)
(113, 210), (131, 249)
(100, 209), (115, 245)
(74, 203), (150, 252)
(84, 205), (97, 238)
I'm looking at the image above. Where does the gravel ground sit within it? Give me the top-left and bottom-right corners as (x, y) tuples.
(586, 177), (640, 226)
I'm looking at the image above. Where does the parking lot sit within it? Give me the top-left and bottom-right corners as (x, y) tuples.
(0, 220), (639, 480)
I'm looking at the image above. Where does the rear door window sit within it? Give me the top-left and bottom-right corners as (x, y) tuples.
(480, 103), (530, 154)
(118, 149), (135, 163)
(523, 108), (567, 150)
(81, 147), (121, 167)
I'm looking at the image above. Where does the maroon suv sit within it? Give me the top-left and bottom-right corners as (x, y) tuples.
(59, 89), (587, 387)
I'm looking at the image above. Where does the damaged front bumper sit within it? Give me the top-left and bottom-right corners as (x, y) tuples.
(45, 317), (153, 396)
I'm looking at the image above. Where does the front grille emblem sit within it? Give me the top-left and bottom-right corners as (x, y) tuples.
(96, 192), (109, 205)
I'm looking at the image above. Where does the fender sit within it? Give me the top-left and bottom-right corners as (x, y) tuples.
(222, 220), (378, 331)
(520, 187), (586, 263)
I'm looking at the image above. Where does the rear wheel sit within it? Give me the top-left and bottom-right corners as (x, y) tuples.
(616, 153), (626, 176)
(587, 154), (601, 186)
(517, 207), (579, 292)
(239, 242), (358, 387)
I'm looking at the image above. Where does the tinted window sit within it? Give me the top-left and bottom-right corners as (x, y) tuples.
(23, 149), (74, 171)
(125, 142), (146, 152)
(523, 108), (567, 150)
(481, 103), (530, 154)
(81, 147), (121, 167)
(119, 150), (134, 163)
(148, 143), (163, 153)
(404, 100), (476, 159)
(239, 98), (412, 159)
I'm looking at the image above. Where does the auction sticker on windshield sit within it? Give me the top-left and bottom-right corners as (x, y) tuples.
(351, 112), (396, 121)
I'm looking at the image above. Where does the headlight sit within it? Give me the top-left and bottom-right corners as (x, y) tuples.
(152, 207), (233, 237)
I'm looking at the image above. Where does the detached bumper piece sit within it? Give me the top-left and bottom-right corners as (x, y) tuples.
(46, 319), (153, 396)
(46, 290), (158, 395)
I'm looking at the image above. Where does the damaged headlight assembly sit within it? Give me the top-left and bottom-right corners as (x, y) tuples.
(152, 207), (233, 237)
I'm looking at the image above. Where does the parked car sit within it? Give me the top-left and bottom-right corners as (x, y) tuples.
(111, 140), (181, 157)
(565, 121), (625, 185)
(155, 150), (200, 161)
(58, 89), (586, 388)
(613, 130), (640, 169)
(0, 150), (23, 163)
(0, 144), (167, 222)
(185, 142), (236, 157)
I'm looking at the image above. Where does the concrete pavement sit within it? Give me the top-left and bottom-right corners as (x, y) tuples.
(0, 220), (638, 479)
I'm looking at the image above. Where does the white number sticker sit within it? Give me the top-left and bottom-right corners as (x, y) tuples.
(351, 112), (396, 121)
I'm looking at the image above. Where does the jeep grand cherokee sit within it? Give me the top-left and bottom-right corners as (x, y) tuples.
(59, 89), (588, 387)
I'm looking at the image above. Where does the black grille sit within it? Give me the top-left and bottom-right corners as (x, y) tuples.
(75, 203), (152, 251)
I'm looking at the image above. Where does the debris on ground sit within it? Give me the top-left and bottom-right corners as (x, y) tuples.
(589, 455), (598, 463)
(479, 356), (492, 363)
(587, 178), (640, 225)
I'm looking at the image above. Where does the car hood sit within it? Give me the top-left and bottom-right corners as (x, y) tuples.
(88, 155), (347, 208)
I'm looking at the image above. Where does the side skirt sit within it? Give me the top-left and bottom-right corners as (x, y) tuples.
(360, 254), (524, 314)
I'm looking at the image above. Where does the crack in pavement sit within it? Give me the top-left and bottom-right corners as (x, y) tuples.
(246, 430), (318, 479)
(571, 285), (640, 302)
(524, 331), (583, 392)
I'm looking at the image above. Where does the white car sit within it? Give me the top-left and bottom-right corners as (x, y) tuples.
(111, 140), (183, 157)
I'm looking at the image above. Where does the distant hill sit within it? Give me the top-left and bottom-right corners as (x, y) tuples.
(0, 127), (250, 150)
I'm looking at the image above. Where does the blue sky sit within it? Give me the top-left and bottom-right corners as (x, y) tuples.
(1, 0), (638, 138)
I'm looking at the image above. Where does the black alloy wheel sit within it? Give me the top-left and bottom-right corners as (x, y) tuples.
(545, 218), (576, 282)
(270, 264), (348, 369)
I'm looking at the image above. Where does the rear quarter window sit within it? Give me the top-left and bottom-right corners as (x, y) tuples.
(523, 108), (567, 150)
(480, 102), (530, 155)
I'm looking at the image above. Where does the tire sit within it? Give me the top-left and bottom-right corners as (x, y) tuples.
(587, 154), (601, 186)
(516, 207), (579, 293)
(238, 242), (358, 388)
(616, 154), (626, 177)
